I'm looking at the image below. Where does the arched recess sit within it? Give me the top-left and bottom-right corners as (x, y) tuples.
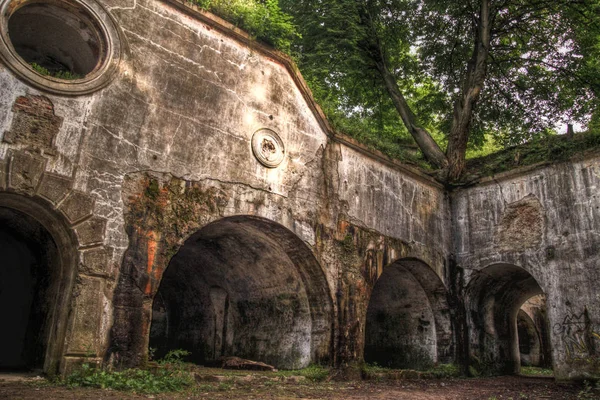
(148, 215), (333, 369)
(518, 294), (552, 369)
(466, 263), (550, 375)
(364, 258), (452, 369)
(0, 192), (79, 374)
(517, 309), (541, 366)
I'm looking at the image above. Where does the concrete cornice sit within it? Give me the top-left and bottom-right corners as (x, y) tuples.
(161, 0), (444, 189)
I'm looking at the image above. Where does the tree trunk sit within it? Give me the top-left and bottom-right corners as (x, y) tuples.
(376, 60), (449, 169)
(446, 0), (492, 181)
(359, 2), (448, 170)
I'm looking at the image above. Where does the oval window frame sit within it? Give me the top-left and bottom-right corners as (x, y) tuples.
(0, 0), (124, 95)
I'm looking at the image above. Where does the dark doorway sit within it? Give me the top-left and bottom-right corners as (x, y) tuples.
(0, 207), (59, 371)
(364, 258), (452, 369)
(149, 216), (332, 369)
(466, 264), (553, 375)
(517, 295), (552, 369)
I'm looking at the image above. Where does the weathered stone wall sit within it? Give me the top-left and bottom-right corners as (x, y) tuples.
(3, 0), (598, 381)
(0, 0), (451, 373)
(453, 158), (600, 379)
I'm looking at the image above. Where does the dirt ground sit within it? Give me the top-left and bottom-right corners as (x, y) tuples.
(0, 374), (588, 400)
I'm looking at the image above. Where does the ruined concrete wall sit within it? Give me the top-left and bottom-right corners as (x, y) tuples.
(327, 143), (451, 368)
(453, 158), (600, 379)
(0, 0), (451, 372)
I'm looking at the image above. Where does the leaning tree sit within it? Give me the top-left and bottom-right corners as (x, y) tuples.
(282, 0), (600, 180)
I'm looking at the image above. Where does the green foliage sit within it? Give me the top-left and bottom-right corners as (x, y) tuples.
(272, 364), (331, 381)
(426, 363), (460, 378)
(192, 0), (299, 52)
(466, 130), (600, 178)
(520, 366), (553, 377)
(281, 0), (600, 172)
(293, 364), (330, 382)
(29, 63), (82, 80)
(578, 380), (600, 400)
(361, 362), (461, 379)
(361, 362), (390, 375)
(65, 350), (193, 394)
(281, 0), (447, 166)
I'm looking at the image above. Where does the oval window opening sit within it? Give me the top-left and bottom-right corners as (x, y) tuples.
(8, 2), (104, 79)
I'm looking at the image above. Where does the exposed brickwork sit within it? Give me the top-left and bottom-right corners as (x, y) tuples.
(4, 95), (63, 154)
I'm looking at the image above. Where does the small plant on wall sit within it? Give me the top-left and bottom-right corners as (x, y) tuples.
(30, 62), (82, 80)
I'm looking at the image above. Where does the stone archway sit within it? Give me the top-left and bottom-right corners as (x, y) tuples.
(0, 150), (110, 375)
(364, 258), (452, 369)
(0, 193), (83, 374)
(111, 210), (333, 369)
(466, 263), (551, 375)
(517, 309), (541, 366)
(148, 216), (333, 369)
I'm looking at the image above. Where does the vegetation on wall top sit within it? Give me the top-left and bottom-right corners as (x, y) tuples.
(191, 0), (298, 53)
(191, 0), (600, 180)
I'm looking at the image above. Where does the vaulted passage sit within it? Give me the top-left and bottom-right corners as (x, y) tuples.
(364, 258), (452, 369)
(466, 264), (552, 375)
(149, 216), (332, 369)
(0, 198), (76, 374)
(518, 295), (552, 369)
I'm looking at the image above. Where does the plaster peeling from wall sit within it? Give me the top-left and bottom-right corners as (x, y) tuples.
(294, 219), (316, 247)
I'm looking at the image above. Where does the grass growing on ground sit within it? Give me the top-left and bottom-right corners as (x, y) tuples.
(427, 363), (461, 378)
(520, 366), (553, 377)
(65, 350), (194, 394)
(362, 362), (461, 379)
(275, 364), (330, 381)
(191, 0), (298, 53)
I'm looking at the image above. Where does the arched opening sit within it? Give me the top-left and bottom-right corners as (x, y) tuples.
(466, 264), (552, 375)
(0, 193), (78, 374)
(518, 294), (552, 371)
(149, 216), (332, 369)
(517, 310), (539, 365)
(7, 1), (105, 79)
(364, 258), (452, 369)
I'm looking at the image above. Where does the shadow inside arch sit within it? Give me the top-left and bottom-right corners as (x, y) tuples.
(0, 192), (79, 375)
(364, 257), (453, 369)
(465, 263), (550, 376)
(110, 215), (334, 369)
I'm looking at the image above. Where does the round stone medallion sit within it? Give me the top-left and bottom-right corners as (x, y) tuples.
(251, 129), (285, 168)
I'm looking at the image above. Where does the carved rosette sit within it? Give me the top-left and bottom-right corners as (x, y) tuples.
(251, 129), (285, 168)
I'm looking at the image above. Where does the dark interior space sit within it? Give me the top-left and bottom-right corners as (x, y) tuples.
(149, 216), (332, 370)
(467, 264), (552, 375)
(517, 294), (552, 369)
(8, 2), (102, 77)
(364, 259), (451, 369)
(0, 207), (59, 371)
